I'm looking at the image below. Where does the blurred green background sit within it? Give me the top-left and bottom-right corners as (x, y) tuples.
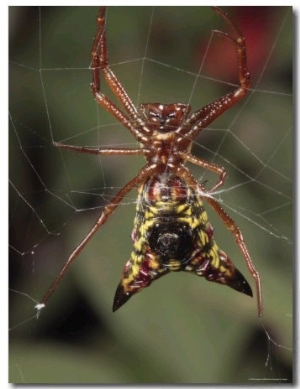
(9, 6), (292, 384)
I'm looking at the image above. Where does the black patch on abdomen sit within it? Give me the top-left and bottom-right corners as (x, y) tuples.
(147, 221), (194, 264)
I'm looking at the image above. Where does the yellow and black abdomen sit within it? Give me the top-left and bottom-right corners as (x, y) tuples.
(113, 173), (252, 311)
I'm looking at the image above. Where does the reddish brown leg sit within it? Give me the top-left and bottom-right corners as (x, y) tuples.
(36, 163), (157, 311)
(54, 142), (148, 157)
(90, 7), (147, 141)
(205, 195), (262, 317)
(181, 6), (250, 140)
(91, 7), (138, 120)
(178, 151), (227, 192)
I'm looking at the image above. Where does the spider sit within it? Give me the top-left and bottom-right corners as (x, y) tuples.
(36, 6), (262, 316)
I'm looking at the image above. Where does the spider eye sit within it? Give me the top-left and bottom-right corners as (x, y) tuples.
(149, 111), (160, 118)
(167, 112), (177, 119)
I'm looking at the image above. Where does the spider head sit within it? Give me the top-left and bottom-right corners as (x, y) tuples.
(140, 103), (191, 132)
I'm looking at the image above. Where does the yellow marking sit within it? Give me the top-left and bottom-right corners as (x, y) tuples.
(149, 255), (160, 270)
(197, 230), (208, 246)
(134, 237), (143, 252)
(168, 260), (182, 271)
(200, 210), (208, 223)
(176, 204), (189, 214)
(207, 245), (218, 269)
(189, 216), (201, 229)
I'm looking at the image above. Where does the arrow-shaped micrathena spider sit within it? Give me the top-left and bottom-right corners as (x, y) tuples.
(36, 7), (262, 316)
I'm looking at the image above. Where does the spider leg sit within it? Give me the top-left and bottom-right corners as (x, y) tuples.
(177, 151), (226, 192)
(181, 7), (250, 140)
(91, 7), (146, 140)
(54, 142), (148, 157)
(90, 10), (133, 132)
(176, 165), (262, 317)
(205, 194), (262, 317)
(36, 163), (157, 310)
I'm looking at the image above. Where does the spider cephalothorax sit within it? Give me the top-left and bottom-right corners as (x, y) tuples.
(140, 103), (191, 132)
(37, 7), (262, 317)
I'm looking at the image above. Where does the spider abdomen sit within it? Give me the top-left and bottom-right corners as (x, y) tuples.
(113, 173), (253, 311)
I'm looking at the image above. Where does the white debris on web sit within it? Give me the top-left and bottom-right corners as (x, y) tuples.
(34, 303), (46, 318)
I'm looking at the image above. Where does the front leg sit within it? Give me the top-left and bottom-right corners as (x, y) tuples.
(181, 7), (250, 140)
(91, 7), (139, 122)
